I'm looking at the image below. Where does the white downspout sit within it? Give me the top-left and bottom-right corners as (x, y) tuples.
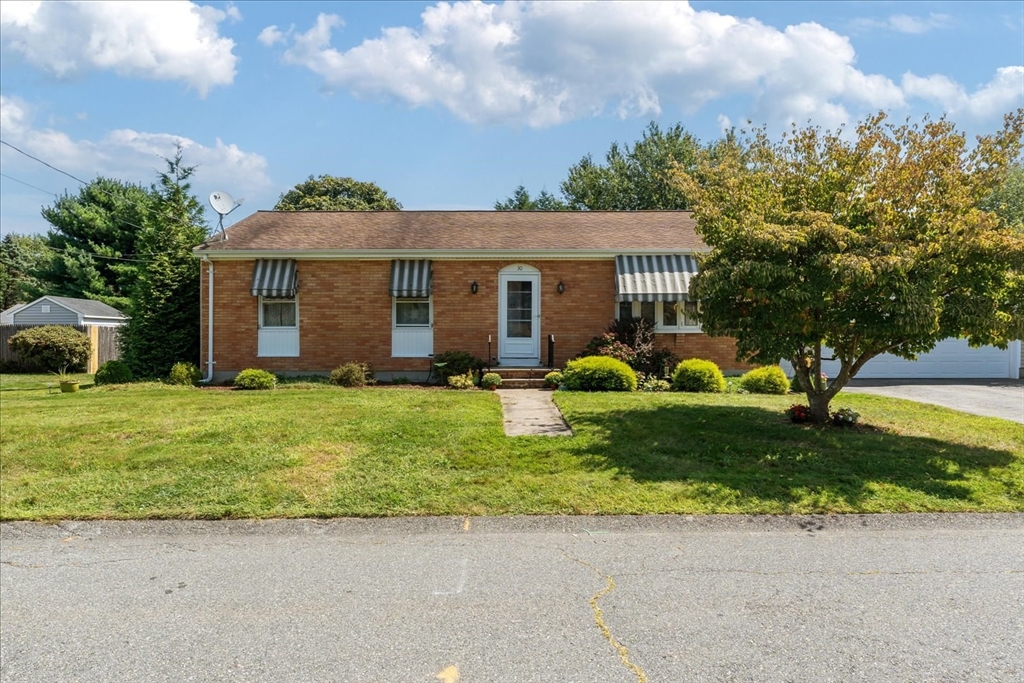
(199, 257), (215, 383)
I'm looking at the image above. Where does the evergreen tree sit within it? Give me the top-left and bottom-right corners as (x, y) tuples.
(120, 149), (209, 378)
(37, 178), (155, 311)
(0, 233), (50, 309)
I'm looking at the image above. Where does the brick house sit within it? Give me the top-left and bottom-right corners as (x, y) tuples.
(193, 210), (747, 382)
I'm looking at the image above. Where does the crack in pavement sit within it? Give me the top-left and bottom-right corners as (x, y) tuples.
(561, 550), (648, 683)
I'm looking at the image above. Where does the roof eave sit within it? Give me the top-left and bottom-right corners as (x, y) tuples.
(192, 247), (710, 260)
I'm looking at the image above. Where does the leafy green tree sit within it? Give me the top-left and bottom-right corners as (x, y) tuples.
(981, 163), (1024, 231)
(274, 175), (401, 211)
(494, 185), (568, 210)
(120, 150), (209, 378)
(37, 178), (155, 311)
(0, 233), (50, 309)
(561, 122), (702, 210)
(676, 110), (1024, 424)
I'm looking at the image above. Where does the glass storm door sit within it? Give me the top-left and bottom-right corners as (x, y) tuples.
(499, 270), (540, 363)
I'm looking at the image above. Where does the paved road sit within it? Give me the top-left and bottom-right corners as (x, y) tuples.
(846, 379), (1024, 423)
(2, 515), (1022, 682)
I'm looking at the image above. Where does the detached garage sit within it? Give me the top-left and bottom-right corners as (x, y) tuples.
(815, 339), (1022, 380)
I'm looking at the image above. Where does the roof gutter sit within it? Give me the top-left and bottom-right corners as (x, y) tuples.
(191, 247), (710, 261)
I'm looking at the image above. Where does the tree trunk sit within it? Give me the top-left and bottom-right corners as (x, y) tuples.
(808, 391), (832, 425)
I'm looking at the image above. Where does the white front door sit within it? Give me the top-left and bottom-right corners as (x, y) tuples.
(499, 268), (540, 364)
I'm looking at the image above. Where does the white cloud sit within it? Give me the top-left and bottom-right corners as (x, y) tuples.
(258, 25), (288, 47)
(266, 1), (911, 129)
(0, 95), (271, 200)
(854, 13), (953, 35)
(902, 66), (1024, 119)
(0, 1), (238, 97)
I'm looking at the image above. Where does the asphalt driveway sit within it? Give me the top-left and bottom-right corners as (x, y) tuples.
(845, 378), (1024, 423)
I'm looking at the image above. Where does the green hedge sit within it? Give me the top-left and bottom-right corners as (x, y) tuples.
(671, 359), (726, 393)
(233, 368), (277, 390)
(562, 356), (637, 392)
(94, 360), (133, 385)
(739, 366), (790, 394)
(7, 325), (91, 372)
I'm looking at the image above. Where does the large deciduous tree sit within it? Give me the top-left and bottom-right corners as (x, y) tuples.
(493, 122), (703, 211)
(561, 122), (701, 210)
(677, 111), (1024, 424)
(981, 163), (1024, 231)
(120, 150), (209, 378)
(274, 175), (402, 211)
(38, 178), (155, 311)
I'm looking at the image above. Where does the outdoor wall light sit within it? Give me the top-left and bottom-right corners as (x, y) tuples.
(557, 281), (566, 294)
(471, 281), (479, 294)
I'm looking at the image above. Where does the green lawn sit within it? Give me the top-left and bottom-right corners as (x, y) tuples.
(1, 375), (1021, 520)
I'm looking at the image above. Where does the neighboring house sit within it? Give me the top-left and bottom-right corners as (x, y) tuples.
(5, 296), (128, 327)
(193, 210), (1022, 382)
(193, 211), (743, 381)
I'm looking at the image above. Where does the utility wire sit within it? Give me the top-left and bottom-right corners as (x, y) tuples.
(0, 137), (210, 259)
(0, 172), (57, 198)
(0, 139), (91, 186)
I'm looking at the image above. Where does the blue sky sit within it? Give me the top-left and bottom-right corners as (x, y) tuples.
(1, 0), (1022, 235)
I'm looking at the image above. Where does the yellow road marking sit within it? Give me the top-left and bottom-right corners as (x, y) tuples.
(562, 551), (648, 683)
(435, 664), (459, 682)
(462, 517), (470, 531)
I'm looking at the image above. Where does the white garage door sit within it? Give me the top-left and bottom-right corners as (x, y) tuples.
(815, 338), (1021, 379)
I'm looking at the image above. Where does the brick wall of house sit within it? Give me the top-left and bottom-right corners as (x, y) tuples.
(200, 258), (750, 377)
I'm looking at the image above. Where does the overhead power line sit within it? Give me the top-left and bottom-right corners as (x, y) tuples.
(0, 172), (57, 198)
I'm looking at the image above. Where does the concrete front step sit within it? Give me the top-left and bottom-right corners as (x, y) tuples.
(498, 378), (550, 389)
(488, 367), (556, 380)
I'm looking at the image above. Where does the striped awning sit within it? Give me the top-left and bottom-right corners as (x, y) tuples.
(251, 259), (297, 298)
(615, 254), (698, 302)
(389, 260), (432, 298)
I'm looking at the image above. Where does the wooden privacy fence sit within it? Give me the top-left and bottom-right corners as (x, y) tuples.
(1, 324), (122, 373)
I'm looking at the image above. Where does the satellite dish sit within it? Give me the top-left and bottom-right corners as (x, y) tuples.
(209, 191), (243, 240)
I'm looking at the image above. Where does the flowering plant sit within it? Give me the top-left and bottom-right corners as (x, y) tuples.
(786, 404), (810, 423)
(831, 407), (860, 427)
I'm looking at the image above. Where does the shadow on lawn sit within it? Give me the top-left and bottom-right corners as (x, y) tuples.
(569, 403), (1018, 507)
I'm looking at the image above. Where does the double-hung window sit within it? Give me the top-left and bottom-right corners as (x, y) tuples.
(616, 299), (701, 332)
(252, 259), (300, 357)
(258, 296), (299, 357)
(390, 260), (434, 358)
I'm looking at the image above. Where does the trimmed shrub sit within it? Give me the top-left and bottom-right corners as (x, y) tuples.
(447, 371), (476, 390)
(432, 350), (485, 382)
(7, 325), (91, 372)
(562, 356), (637, 392)
(739, 366), (790, 395)
(233, 368), (277, 390)
(329, 362), (374, 387)
(671, 359), (726, 393)
(480, 372), (502, 389)
(544, 370), (563, 388)
(94, 360), (133, 385)
(166, 362), (201, 386)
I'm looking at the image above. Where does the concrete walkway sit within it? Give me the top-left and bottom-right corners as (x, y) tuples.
(496, 388), (573, 436)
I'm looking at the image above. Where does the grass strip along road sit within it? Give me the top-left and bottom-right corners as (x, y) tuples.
(1, 375), (1021, 520)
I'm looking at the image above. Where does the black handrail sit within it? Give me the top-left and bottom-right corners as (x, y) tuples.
(547, 334), (555, 369)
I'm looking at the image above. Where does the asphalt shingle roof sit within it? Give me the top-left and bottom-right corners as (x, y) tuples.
(195, 210), (705, 253)
(46, 297), (126, 318)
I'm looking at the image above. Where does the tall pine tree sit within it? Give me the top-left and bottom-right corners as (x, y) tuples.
(120, 149), (209, 378)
